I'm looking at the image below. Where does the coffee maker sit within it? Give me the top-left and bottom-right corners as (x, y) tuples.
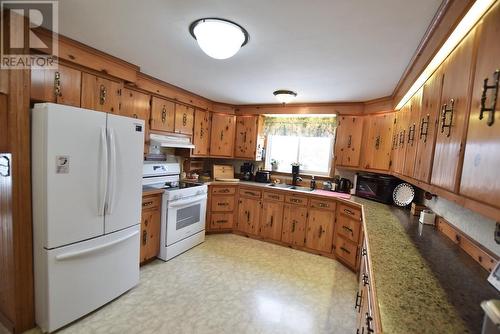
(240, 163), (254, 181)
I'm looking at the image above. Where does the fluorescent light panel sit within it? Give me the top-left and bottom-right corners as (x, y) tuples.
(395, 0), (495, 110)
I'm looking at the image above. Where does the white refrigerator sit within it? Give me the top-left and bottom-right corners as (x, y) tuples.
(32, 103), (144, 332)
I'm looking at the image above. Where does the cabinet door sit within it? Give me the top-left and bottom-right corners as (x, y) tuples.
(81, 72), (121, 113)
(261, 201), (284, 241)
(140, 209), (160, 263)
(237, 197), (261, 235)
(363, 113), (394, 171)
(282, 204), (307, 246)
(174, 104), (194, 135)
(460, 2), (500, 208)
(403, 89), (423, 177)
(193, 109), (211, 156)
(210, 114), (236, 157)
(120, 88), (151, 121)
(392, 104), (410, 174)
(234, 116), (261, 159)
(431, 29), (476, 192)
(305, 209), (334, 253)
(31, 64), (81, 107)
(150, 97), (175, 133)
(413, 69), (444, 183)
(336, 116), (363, 167)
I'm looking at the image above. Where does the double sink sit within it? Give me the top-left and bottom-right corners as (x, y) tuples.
(266, 183), (314, 192)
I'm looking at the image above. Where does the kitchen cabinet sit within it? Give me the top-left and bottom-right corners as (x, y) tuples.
(210, 213), (233, 230)
(362, 113), (395, 171)
(192, 109), (211, 156)
(460, 1), (500, 209)
(140, 194), (161, 264)
(234, 115), (265, 160)
(150, 96), (175, 133)
(392, 103), (410, 174)
(413, 69), (444, 183)
(402, 88), (423, 177)
(281, 203), (307, 246)
(237, 188), (262, 235)
(174, 104), (194, 135)
(260, 193), (284, 241)
(119, 88), (150, 121)
(305, 208), (335, 253)
(334, 204), (361, 270)
(81, 72), (122, 113)
(210, 113), (236, 157)
(355, 239), (379, 334)
(335, 115), (363, 167)
(207, 186), (237, 232)
(431, 28), (477, 192)
(31, 64), (82, 107)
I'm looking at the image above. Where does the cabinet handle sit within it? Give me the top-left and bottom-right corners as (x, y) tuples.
(407, 123), (416, 145)
(291, 221), (296, 232)
(99, 84), (107, 105)
(142, 201), (154, 207)
(340, 246), (351, 254)
(419, 114), (430, 143)
(243, 131), (247, 143)
(217, 202), (229, 206)
(343, 208), (354, 216)
(220, 130), (224, 141)
(318, 225), (324, 238)
(216, 220), (227, 224)
(347, 135), (352, 148)
(354, 292), (362, 311)
(133, 113), (138, 119)
(54, 71), (62, 97)
(246, 210), (250, 222)
(182, 113), (187, 126)
(480, 69), (499, 126)
(342, 225), (353, 235)
(244, 191), (256, 196)
(362, 248), (367, 257)
(161, 106), (167, 123)
(290, 198), (301, 203)
(374, 135), (380, 150)
(362, 274), (369, 286)
(200, 124), (204, 138)
(392, 133), (397, 150)
(270, 215), (274, 227)
(142, 230), (147, 245)
(399, 130), (405, 146)
(365, 314), (374, 333)
(269, 195), (279, 199)
(440, 99), (454, 137)
(219, 189), (230, 193)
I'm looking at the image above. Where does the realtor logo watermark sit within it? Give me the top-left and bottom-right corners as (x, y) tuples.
(1, 0), (58, 69)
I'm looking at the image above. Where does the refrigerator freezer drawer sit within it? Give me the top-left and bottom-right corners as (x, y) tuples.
(35, 225), (140, 333)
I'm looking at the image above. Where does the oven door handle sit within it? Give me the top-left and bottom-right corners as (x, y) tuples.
(168, 194), (207, 208)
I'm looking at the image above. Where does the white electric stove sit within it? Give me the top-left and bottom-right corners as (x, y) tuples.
(142, 159), (207, 261)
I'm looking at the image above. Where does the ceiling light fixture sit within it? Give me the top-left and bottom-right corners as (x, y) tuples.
(273, 90), (298, 104)
(189, 18), (249, 60)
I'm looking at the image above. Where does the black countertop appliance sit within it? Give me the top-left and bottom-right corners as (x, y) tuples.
(355, 173), (399, 204)
(255, 170), (271, 183)
(240, 163), (254, 181)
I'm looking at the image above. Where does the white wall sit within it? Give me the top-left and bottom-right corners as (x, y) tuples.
(424, 196), (500, 257)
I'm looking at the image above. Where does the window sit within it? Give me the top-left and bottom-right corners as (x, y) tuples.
(265, 135), (334, 176)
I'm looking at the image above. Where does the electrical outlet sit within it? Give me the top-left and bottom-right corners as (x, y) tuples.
(495, 222), (500, 244)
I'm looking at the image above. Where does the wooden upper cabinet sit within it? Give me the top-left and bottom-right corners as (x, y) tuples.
(81, 72), (121, 113)
(234, 115), (265, 160)
(362, 113), (395, 171)
(392, 104), (410, 174)
(31, 64), (81, 107)
(413, 69), (444, 183)
(305, 208), (335, 253)
(210, 113), (236, 157)
(335, 115), (363, 167)
(150, 97), (175, 133)
(460, 2), (500, 209)
(403, 89), (423, 178)
(431, 28), (477, 192)
(119, 88), (150, 122)
(174, 104), (194, 135)
(192, 109), (211, 156)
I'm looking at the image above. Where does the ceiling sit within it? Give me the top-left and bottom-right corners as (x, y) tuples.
(57, 0), (442, 105)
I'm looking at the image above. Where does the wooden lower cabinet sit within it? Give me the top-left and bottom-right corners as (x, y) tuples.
(207, 186), (237, 232)
(334, 235), (358, 268)
(281, 204), (307, 246)
(210, 213), (233, 230)
(260, 199), (284, 241)
(237, 196), (261, 235)
(305, 208), (335, 253)
(140, 194), (162, 264)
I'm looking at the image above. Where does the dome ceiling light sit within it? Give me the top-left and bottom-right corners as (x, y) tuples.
(273, 90), (298, 104)
(189, 18), (249, 60)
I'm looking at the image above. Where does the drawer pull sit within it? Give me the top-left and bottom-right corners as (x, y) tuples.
(142, 230), (147, 245)
(218, 189), (230, 193)
(290, 198), (301, 203)
(354, 292), (362, 311)
(269, 195), (279, 199)
(340, 246), (351, 254)
(216, 220), (227, 224)
(440, 99), (454, 137)
(362, 274), (369, 286)
(365, 314), (374, 333)
(362, 248), (367, 257)
(480, 69), (499, 126)
(142, 201), (154, 207)
(318, 202), (328, 208)
(217, 202), (229, 206)
(343, 208), (354, 216)
(245, 191), (257, 196)
(342, 225), (353, 235)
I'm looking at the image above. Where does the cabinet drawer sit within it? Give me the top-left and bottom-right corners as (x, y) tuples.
(285, 195), (308, 206)
(239, 188), (262, 199)
(211, 186), (236, 195)
(339, 203), (361, 221)
(336, 214), (361, 243)
(335, 236), (358, 268)
(142, 195), (161, 211)
(211, 196), (235, 212)
(263, 192), (284, 202)
(210, 213), (233, 229)
(310, 198), (336, 211)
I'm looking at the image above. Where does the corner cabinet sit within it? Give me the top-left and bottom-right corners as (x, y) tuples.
(234, 115), (265, 160)
(140, 193), (162, 264)
(210, 113), (236, 157)
(207, 186), (237, 232)
(192, 109), (212, 156)
(335, 115), (363, 167)
(305, 199), (336, 253)
(81, 72), (122, 113)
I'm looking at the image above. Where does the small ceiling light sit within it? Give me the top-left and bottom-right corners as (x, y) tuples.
(273, 90), (298, 104)
(189, 18), (249, 60)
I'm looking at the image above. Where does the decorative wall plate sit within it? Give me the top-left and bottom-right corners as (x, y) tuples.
(393, 183), (415, 207)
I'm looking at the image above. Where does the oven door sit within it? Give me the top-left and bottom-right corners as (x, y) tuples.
(165, 193), (207, 246)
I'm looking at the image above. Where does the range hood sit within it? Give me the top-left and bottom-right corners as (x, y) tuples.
(149, 134), (195, 149)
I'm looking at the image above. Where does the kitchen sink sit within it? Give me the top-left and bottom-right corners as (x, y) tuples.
(266, 184), (314, 192)
(289, 186), (314, 192)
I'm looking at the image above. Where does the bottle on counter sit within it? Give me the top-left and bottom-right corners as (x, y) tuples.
(310, 176), (316, 190)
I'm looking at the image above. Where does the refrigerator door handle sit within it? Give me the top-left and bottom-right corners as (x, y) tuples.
(54, 230), (139, 261)
(98, 127), (108, 216)
(106, 127), (117, 215)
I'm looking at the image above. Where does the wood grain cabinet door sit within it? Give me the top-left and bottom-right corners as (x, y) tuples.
(305, 208), (334, 253)
(174, 104), (194, 135)
(237, 197), (261, 234)
(150, 97), (175, 133)
(392, 105), (410, 174)
(413, 69), (444, 183)
(431, 28), (477, 192)
(81, 72), (121, 113)
(234, 116), (261, 159)
(403, 89), (423, 177)
(193, 109), (211, 156)
(140, 209), (161, 263)
(261, 201), (284, 241)
(336, 116), (363, 167)
(31, 64), (81, 107)
(460, 2), (500, 208)
(119, 88), (151, 121)
(371, 113), (394, 171)
(210, 113), (236, 157)
(282, 204), (307, 246)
